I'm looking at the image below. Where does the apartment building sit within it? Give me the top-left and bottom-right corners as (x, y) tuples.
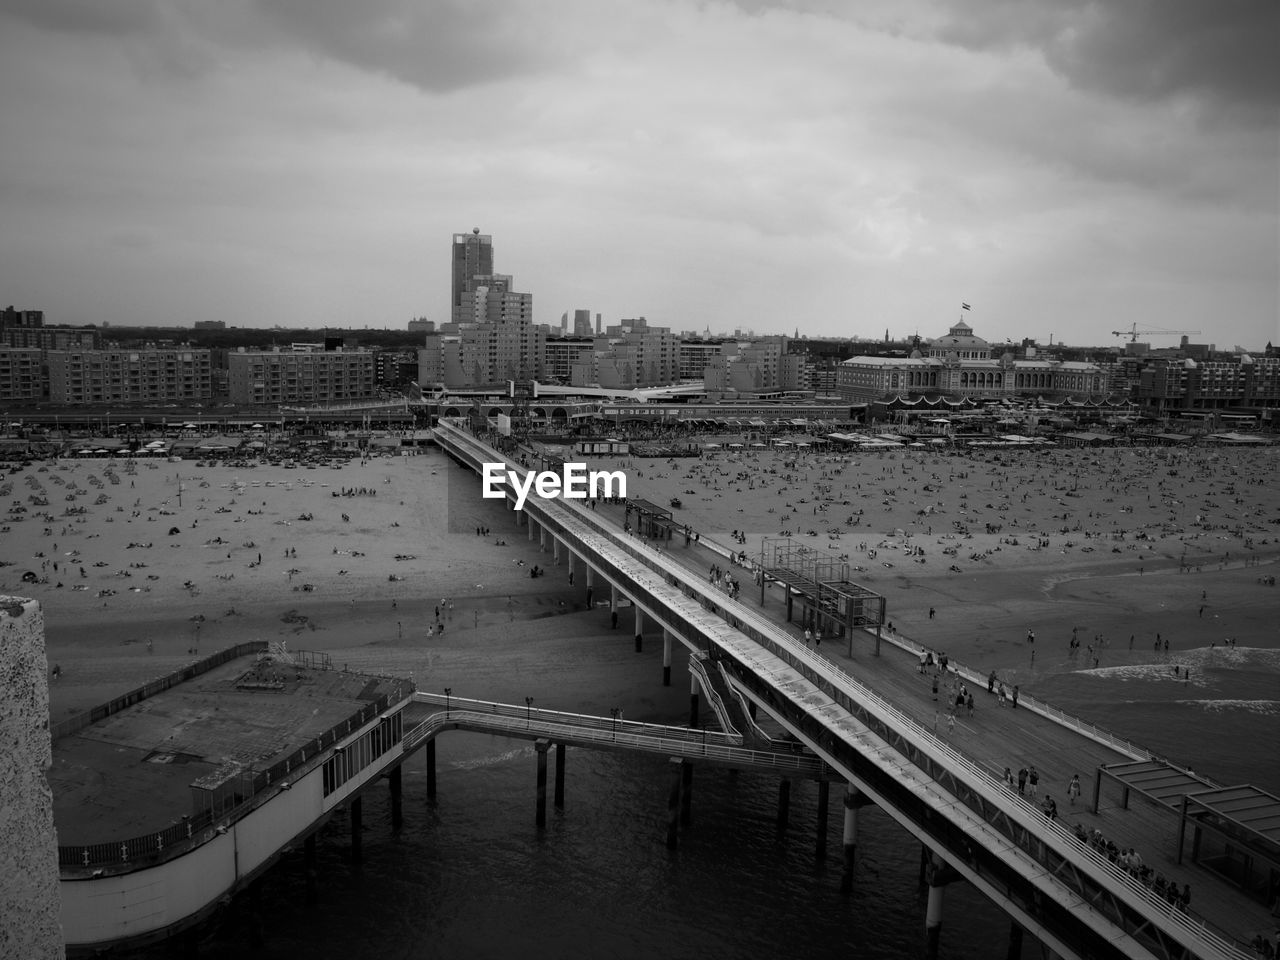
(0, 347), (44, 401)
(227, 349), (376, 405)
(46, 349), (213, 404)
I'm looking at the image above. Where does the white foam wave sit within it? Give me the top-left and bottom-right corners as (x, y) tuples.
(451, 744), (535, 770)
(1078, 663), (1207, 685)
(1183, 699), (1280, 716)
(1077, 646), (1280, 683)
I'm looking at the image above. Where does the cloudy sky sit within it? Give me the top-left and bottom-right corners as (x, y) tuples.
(1, 0), (1277, 348)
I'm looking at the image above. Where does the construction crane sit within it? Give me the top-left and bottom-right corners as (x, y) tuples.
(1111, 323), (1201, 343)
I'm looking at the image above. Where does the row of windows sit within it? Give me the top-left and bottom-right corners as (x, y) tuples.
(321, 711), (404, 797)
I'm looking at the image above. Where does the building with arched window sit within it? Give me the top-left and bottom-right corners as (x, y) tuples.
(836, 320), (1110, 403)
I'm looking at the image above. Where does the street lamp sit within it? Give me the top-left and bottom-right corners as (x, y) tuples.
(525, 696), (534, 727)
(609, 707), (621, 740)
(444, 687), (452, 719)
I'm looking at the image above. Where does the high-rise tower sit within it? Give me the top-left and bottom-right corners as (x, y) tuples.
(452, 228), (493, 324)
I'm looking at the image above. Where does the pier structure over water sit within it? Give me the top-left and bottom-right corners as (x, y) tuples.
(434, 418), (1272, 960)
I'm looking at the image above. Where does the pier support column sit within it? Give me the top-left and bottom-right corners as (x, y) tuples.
(816, 779), (830, 861)
(350, 795), (363, 864)
(925, 879), (945, 959)
(566, 550), (574, 584)
(662, 629), (673, 686)
(247, 876), (264, 948)
(426, 739), (437, 801)
(680, 760), (693, 826)
(585, 566), (595, 589)
(304, 833), (317, 905)
(666, 758), (683, 849)
(840, 785), (865, 894)
(777, 778), (791, 832)
(389, 765), (402, 830)
(527, 515), (535, 541)
(539, 526), (547, 552)
(535, 739), (550, 828)
(634, 608), (645, 652)
(1006, 920), (1023, 960)
(688, 671), (700, 728)
(553, 537), (560, 564)
(554, 743), (566, 809)
(922, 853), (963, 960)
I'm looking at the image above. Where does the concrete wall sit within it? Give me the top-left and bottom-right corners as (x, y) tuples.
(0, 596), (65, 960)
(60, 705), (404, 949)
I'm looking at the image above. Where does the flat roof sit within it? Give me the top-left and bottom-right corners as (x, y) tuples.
(50, 653), (404, 845)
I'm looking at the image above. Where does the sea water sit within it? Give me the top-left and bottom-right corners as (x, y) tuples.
(123, 636), (1279, 958)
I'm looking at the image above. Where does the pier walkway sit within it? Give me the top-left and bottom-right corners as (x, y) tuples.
(436, 419), (1272, 960)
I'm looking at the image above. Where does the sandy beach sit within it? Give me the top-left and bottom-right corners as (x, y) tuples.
(5, 438), (1279, 789)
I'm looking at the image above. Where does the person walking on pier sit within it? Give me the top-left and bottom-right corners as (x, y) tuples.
(1067, 774), (1082, 806)
(987, 670), (996, 694)
(1017, 766), (1028, 796)
(1028, 766), (1039, 799)
(1011, 685), (1020, 709)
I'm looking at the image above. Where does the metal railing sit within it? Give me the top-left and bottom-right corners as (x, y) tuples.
(405, 694), (826, 775)
(50, 642), (269, 741)
(437, 421), (1251, 958)
(59, 680), (414, 872)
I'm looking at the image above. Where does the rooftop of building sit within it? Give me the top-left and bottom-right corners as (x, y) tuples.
(49, 650), (405, 846)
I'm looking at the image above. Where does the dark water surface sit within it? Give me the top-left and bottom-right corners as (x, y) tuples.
(128, 649), (1279, 960)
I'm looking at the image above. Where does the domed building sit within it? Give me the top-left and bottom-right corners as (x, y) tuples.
(836, 319), (1109, 406)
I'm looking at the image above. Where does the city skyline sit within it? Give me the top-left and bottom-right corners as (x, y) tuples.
(0, 1), (1276, 348)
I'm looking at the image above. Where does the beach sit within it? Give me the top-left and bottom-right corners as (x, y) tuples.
(4, 438), (1279, 790)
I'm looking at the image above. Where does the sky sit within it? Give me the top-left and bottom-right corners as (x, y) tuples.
(1, 0), (1277, 349)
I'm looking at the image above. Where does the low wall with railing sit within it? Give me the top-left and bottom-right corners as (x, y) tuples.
(50, 642), (269, 742)
(59, 676), (414, 873)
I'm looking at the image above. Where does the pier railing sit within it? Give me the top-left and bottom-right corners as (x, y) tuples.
(437, 421), (1251, 958)
(58, 678), (414, 873)
(406, 693), (826, 776)
(50, 641), (269, 741)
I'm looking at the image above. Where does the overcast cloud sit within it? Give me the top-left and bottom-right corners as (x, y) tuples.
(1, 0), (1276, 347)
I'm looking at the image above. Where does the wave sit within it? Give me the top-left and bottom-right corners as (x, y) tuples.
(1182, 699), (1280, 716)
(450, 744), (536, 770)
(1076, 646), (1280, 682)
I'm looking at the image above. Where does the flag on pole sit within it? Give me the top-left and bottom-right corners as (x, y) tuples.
(961, 302), (971, 311)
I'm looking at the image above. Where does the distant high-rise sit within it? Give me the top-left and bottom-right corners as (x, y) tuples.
(451, 229), (493, 323)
